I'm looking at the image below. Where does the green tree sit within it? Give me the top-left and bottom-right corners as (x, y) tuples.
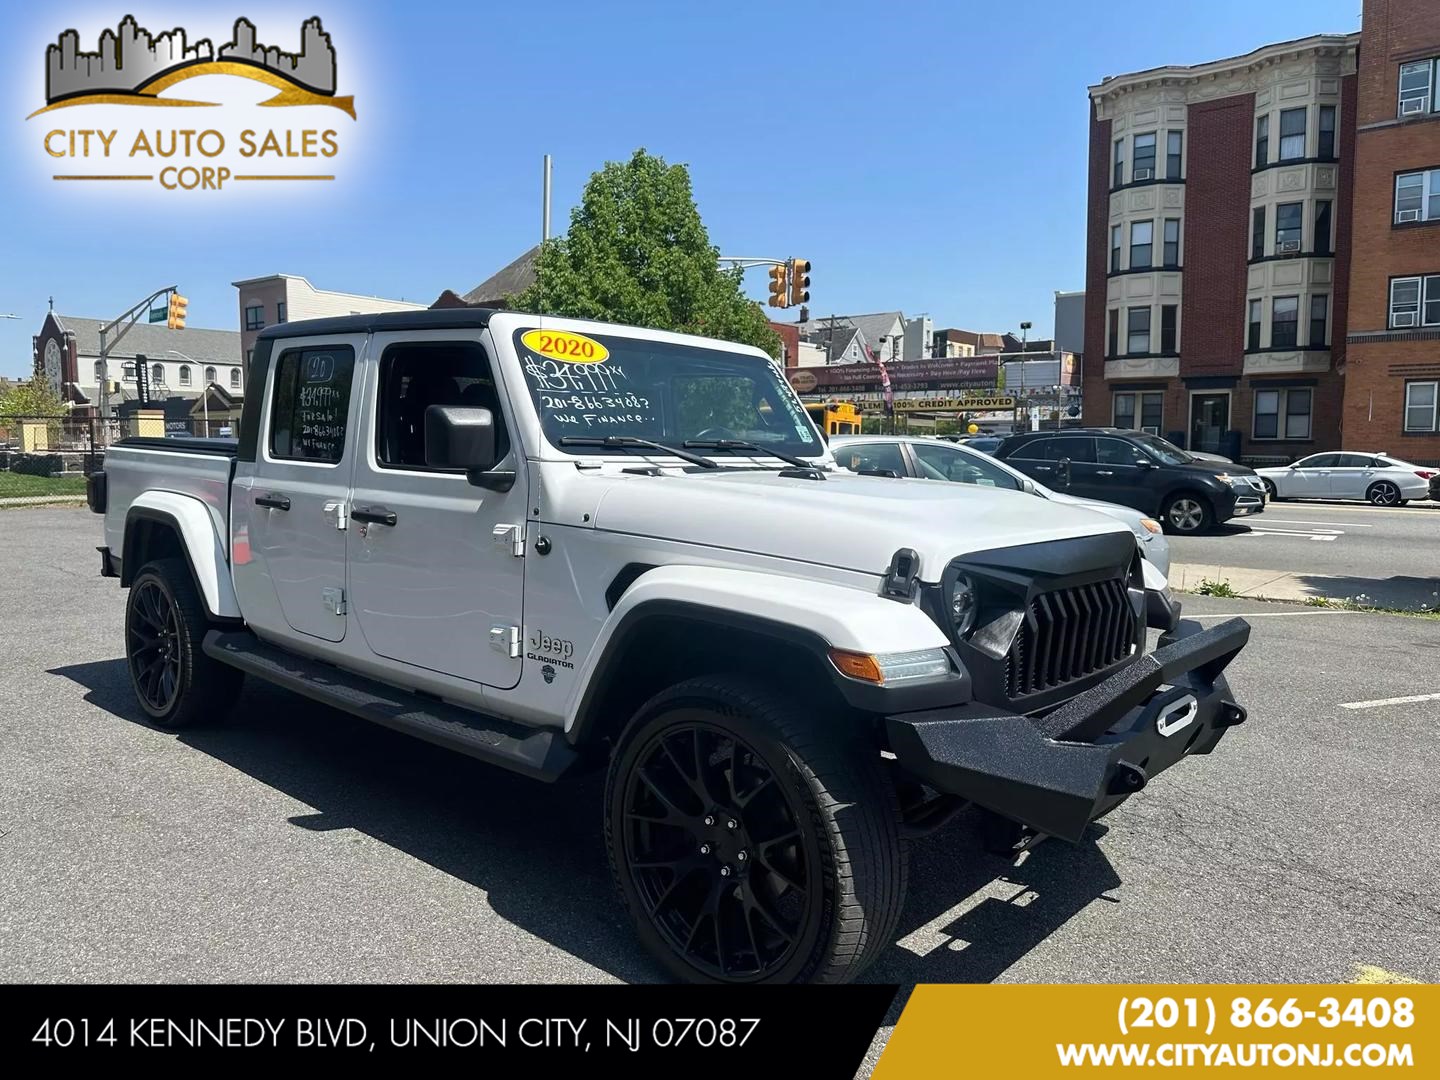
(0, 376), (65, 416)
(509, 149), (782, 359)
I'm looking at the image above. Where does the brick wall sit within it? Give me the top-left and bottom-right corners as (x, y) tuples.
(1179, 93), (1254, 378)
(1342, 0), (1440, 462)
(1081, 109), (1112, 425)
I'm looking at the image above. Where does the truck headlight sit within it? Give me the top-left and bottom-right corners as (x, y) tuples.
(829, 647), (952, 685)
(949, 572), (978, 638)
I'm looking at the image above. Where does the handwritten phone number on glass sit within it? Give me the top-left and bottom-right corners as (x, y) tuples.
(540, 393), (651, 413)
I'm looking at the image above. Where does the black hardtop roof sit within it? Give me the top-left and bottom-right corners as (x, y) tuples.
(255, 307), (500, 341)
(1002, 427), (1134, 441)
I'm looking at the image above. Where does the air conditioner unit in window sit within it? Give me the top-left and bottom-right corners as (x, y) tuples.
(1133, 167), (1153, 181)
(1278, 239), (1302, 254)
(1401, 96), (1430, 116)
(1397, 209), (1422, 223)
(1141, 426), (1160, 436)
(1392, 311), (1419, 328)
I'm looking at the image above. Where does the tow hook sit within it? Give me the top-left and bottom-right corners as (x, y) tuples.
(1218, 702), (1248, 728)
(1110, 760), (1149, 795)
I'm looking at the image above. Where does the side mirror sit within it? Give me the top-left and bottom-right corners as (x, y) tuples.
(1136, 458), (1154, 470)
(425, 405), (513, 491)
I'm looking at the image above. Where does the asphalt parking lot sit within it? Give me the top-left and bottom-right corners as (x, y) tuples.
(3, 506), (1437, 988)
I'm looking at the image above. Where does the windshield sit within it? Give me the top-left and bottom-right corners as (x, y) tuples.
(514, 328), (822, 458)
(1131, 432), (1193, 465)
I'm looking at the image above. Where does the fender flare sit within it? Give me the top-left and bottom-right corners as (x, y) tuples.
(564, 564), (961, 743)
(123, 491), (242, 621)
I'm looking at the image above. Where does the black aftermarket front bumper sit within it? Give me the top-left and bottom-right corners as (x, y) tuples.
(886, 617), (1250, 843)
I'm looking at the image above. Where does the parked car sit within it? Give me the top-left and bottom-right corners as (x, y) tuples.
(1254, 452), (1436, 506)
(87, 308), (1251, 985)
(832, 434), (1170, 577)
(994, 428), (1267, 535)
(957, 434), (1004, 454)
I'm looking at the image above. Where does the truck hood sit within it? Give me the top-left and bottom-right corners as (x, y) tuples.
(589, 468), (1131, 580)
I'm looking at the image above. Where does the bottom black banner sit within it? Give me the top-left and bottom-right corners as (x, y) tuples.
(1, 984), (898, 1075)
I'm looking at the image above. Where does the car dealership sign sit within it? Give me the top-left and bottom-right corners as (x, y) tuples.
(787, 355), (998, 394)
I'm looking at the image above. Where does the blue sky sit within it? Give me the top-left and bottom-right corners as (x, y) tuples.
(0, 0), (1361, 378)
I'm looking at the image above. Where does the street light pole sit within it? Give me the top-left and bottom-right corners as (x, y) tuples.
(166, 349), (206, 435)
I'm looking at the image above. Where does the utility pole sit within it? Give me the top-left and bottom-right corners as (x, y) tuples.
(542, 155), (552, 243)
(96, 286), (181, 445)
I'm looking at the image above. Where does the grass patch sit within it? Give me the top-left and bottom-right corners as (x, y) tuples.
(0, 473), (86, 500)
(1297, 594), (1440, 620)
(1194, 577), (1239, 598)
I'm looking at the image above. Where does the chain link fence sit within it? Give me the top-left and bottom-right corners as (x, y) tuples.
(0, 414), (109, 502)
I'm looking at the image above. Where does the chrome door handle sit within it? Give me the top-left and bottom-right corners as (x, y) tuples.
(1096, 470), (1114, 476)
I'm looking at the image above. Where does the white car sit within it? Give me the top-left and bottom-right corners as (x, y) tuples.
(831, 435), (1170, 578)
(1255, 452), (1436, 506)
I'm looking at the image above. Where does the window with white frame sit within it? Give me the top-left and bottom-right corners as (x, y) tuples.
(122, 363), (135, 381)
(204, 365), (217, 384)
(1271, 296), (1299, 349)
(1278, 108), (1306, 161)
(1390, 275), (1440, 328)
(1395, 169), (1440, 223)
(230, 368), (242, 390)
(1110, 224), (1121, 272)
(1133, 132), (1157, 179)
(1253, 387), (1312, 440)
(1127, 307), (1151, 354)
(1166, 131), (1182, 178)
(1113, 139), (1124, 187)
(1113, 390), (1163, 433)
(151, 363), (164, 385)
(1130, 220), (1153, 269)
(1399, 59), (1436, 117)
(93, 360), (102, 381)
(179, 365), (191, 386)
(1405, 381), (1438, 432)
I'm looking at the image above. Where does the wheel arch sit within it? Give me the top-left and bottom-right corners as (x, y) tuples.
(565, 565), (963, 751)
(122, 493), (241, 621)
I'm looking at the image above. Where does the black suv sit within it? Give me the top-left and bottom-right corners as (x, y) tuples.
(994, 428), (1266, 534)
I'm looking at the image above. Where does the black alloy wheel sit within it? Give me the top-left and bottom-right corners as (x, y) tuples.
(127, 579), (183, 714)
(619, 720), (820, 981)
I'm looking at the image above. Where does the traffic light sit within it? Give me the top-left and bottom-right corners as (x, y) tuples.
(767, 264), (789, 308)
(167, 291), (188, 330)
(789, 258), (811, 306)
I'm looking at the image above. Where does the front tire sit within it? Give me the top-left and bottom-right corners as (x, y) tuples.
(125, 558), (243, 730)
(604, 676), (906, 984)
(1161, 492), (1213, 534)
(1367, 481), (1401, 506)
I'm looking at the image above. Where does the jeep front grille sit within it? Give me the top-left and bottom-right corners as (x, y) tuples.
(1004, 579), (1136, 699)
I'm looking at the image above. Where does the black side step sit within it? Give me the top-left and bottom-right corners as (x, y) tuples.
(203, 630), (579, 782)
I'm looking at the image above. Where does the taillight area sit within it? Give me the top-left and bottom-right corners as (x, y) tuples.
(1415, 470), (1436, 480)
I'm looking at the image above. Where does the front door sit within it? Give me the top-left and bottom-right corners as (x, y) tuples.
(236, 342), (360, 643)
(345, 331), (528, 689)
(1288, 453), (1338, 497)
(1189, 394), (1229, 455)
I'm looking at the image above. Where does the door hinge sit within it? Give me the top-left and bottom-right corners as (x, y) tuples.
(323, 500), (348, 530)
(321, 586), (346, 616)
(489, 624), (521, 658)
(492, 523), (525, 557)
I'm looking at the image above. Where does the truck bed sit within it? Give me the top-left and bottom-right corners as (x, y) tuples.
(101, 438), (238, 563)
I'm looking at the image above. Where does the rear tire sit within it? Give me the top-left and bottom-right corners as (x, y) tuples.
(125, 558), (243, 730)
(604, 676), (906, 984)
(1367, 481), (1401, 507)
(1161, 492), (1213, 534)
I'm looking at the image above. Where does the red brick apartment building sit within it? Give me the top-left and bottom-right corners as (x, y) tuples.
(1343, 0), (1440, 462)
(1085, 31), (1358, 460)
(1084, 0), (1440, 464)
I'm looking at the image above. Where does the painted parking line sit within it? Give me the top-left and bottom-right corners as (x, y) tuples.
(1259, 518), (1373, 528)
(1338, 692), (1440, 711)
(1187, 611), (1362, 618)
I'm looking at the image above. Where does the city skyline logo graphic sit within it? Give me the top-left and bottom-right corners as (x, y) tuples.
(25, 14), (357, 193)
(31, 15), (353, 119)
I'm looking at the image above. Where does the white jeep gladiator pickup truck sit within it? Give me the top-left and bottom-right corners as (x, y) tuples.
(88, 308), (1250, 984)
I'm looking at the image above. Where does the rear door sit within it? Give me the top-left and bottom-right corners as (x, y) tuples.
(344, 330), (528, 689)
(1041, 436), (1098, 496)
(233, 341), (361, 644)
(1328, 453), (1376, 499)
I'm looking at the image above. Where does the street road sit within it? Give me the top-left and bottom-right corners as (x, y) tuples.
(3, 507), (1437, 992)
(1169, 500), (1440, 607)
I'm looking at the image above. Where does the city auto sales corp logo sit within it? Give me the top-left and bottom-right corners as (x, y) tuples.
(27, 13), (354, 194)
